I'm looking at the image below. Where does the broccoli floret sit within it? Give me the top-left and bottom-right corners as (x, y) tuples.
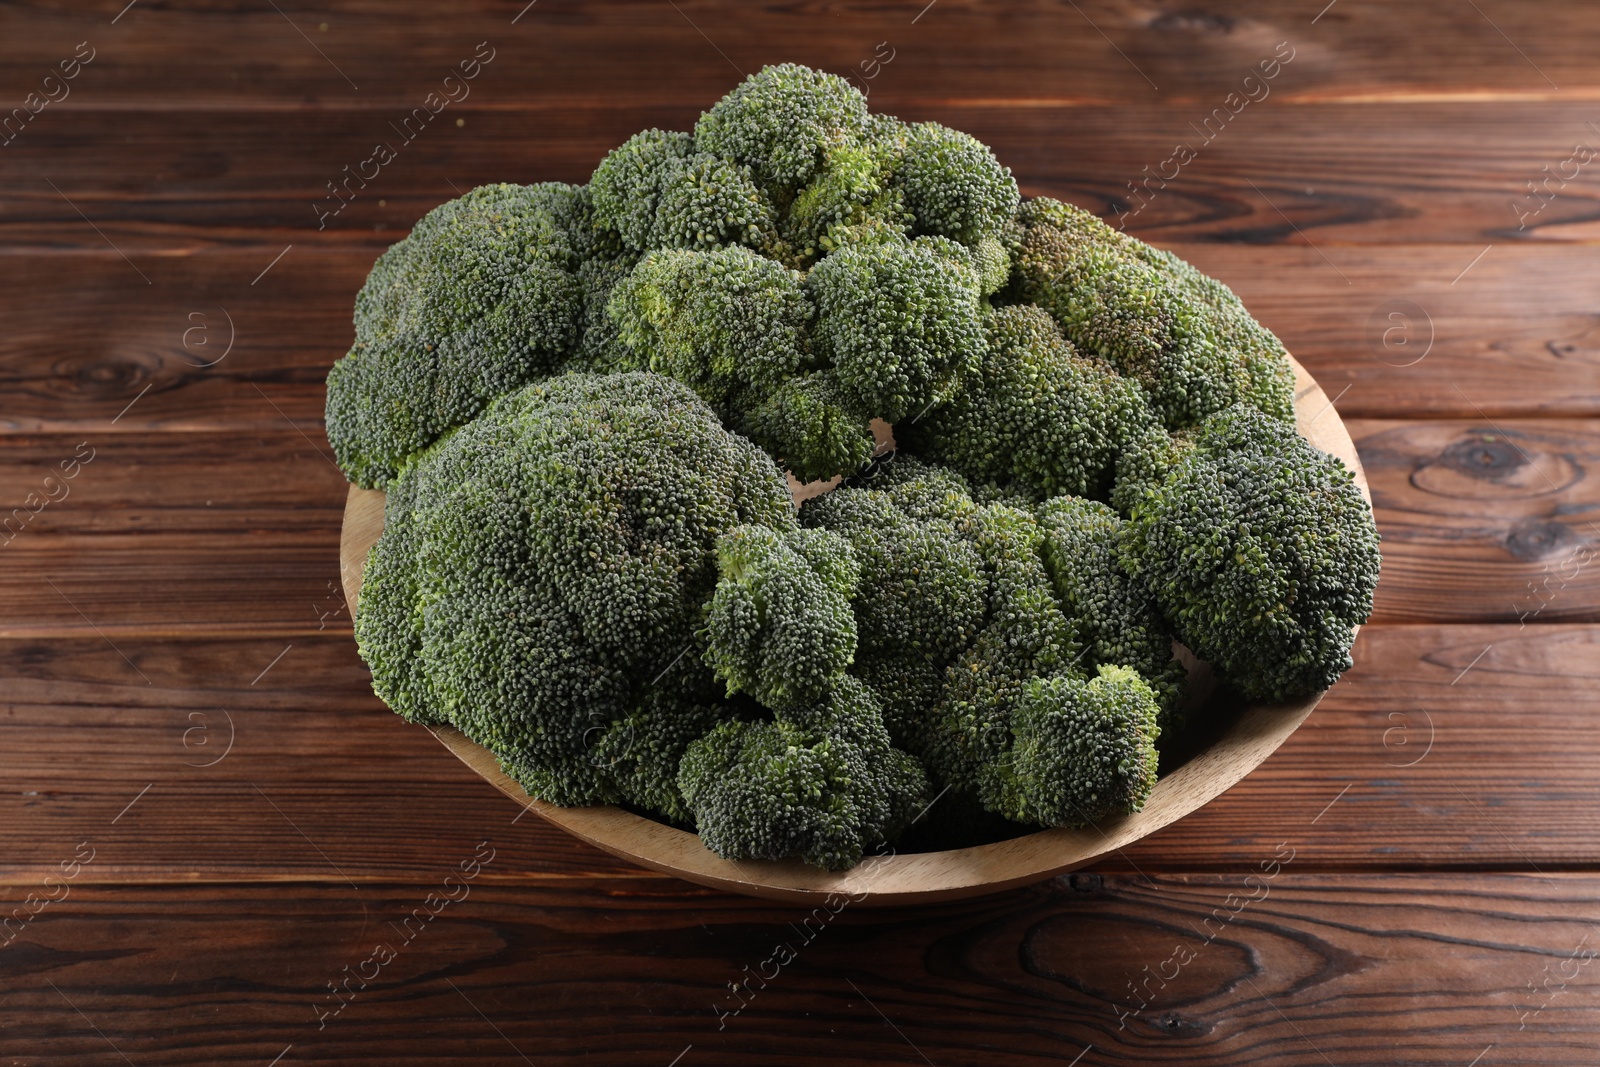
(991, 666), (1161, 826)
(1036, 495), (1186, 728)
(569, 247), (644, 374)
(800, 462), (988, 754)
(1009, 196), (1293, 428)
(902, 304), (1159, 501)
(782, 126), (910, 264)
(739, 370), (877, 483)
(606, 245), (813, 406)
(1119, 403), (1381, 702)
(923, 503), (1083, 794)
(893, 120), (1019, 249)
(694, 63), (871, 191)
(703, 525), (860, 706)
(677, 676), (928, 869)
(588, 129), (695, 250)
(807, 235), (985, 423)
(324, 183), (584, 487)
(357, 372), (798, 807)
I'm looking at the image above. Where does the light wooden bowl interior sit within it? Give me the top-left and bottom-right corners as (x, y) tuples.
(339, 355), (1368, 906)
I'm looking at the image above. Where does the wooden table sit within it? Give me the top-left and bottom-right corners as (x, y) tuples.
(3, 2), (1596, 1063)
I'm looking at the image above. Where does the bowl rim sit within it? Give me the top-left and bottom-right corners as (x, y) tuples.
(337, 354), (1368, 905)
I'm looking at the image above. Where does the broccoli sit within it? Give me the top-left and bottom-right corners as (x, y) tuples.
(901, 304), (1159, 501)
(677, 676), (928, 870)
(808, 234), (986, 423)
(1036, 495), (1187, 729)
(605, 245), (813, 406)
(337, 64), (1382, 868)
(893, 120), (1019, 250)
(738, 370), (878, 484)
(702, 524), (861, 706)
(324, 183), (584, 488)
(694, 63), (871, 191)
(1118, 403), (1381, 702)
(356, 372), (797, 809)
(991, 666), (1161, 826)
(1008, 196), (1293, 429)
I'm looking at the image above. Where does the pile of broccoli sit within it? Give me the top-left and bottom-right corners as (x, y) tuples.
(329, 64), (1380, 870)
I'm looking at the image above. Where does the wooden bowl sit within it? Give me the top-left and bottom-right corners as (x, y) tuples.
(339, 356), (1367, 906)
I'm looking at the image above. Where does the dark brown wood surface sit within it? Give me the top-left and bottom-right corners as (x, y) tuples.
(2, 2), (1595, 1063)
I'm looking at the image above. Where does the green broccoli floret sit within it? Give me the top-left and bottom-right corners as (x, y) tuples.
(923, 502), (1083, 794)
(1009, 196), (1293, 429)
(588, 129), (694, 249)
(591, 129), (779, 255)
(800, 461), (988, 752)
(606, 245), (813, 406)
(356, 371), (797, 808)
(324, 183), (584, 487)
(781, 123), (910, 264)
(694, 63), (871, 191)
(1119, 403), (1381, 702)
(703, 525), (860, 706)
(893, 120), (1019, 249)
(901, 304), (1159, 501)
(677, 676), (928, 869)
(807, 235), (985, 423)
(1036, 495), (1187, 729)
(569, 247), (644, 374)
(991, 666), (1161, 826)
(738, 370), (877, 484)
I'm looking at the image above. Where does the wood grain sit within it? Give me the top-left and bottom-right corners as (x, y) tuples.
(6, 102), (1599, 248)
(4, 0), (1598, 110)
(3, 874), (1597, 1065)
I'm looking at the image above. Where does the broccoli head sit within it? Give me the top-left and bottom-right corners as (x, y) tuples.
(324, 183), (584, 487)
(1118, 403), (1381, 702)
(1036, 495), (1186, 729)
(892, 120), (1019, 249)
(807, 235), (985, 423)
(677, 676), (928, 869)
(694, 63), (871, 191)
(606, 245), (813, 406)
(991, 666), (1161, 826)
(738, 370), (878, 483)
(1009, 196), (1293, 429)
(703, 524), (860, 707)
(902, 304), (1159, 501)
(356, 371), (797, 808)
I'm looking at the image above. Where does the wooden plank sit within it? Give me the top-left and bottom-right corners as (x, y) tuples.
(2, 874), (1597, 1064)
(2, 625), (1595, 884)
(1351, 419), (1600, 624)
(0, 243), (1596, 439)
(1116, 623), (1600, 871)
(3, 0), (1598, 111)
(5, 102), (1598, 248)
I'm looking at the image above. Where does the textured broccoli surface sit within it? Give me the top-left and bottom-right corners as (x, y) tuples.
(1009, 196), (1294, 430)
(1036, 495), (1187, 729)
(1119, 403), (1381, 702)
(356, 372), (796, 809)
(325, 183), (584, 488)
(606, 245), (813, 406)
(808, 235), (985, 423)
(677, 676), (928, 870)
(993, 666), (1161, 826)
(901, 304), (1160, 501)
(703, 525), (860, 707)
(336, 63), (1380, 869)
(693, 63), (872, 191)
